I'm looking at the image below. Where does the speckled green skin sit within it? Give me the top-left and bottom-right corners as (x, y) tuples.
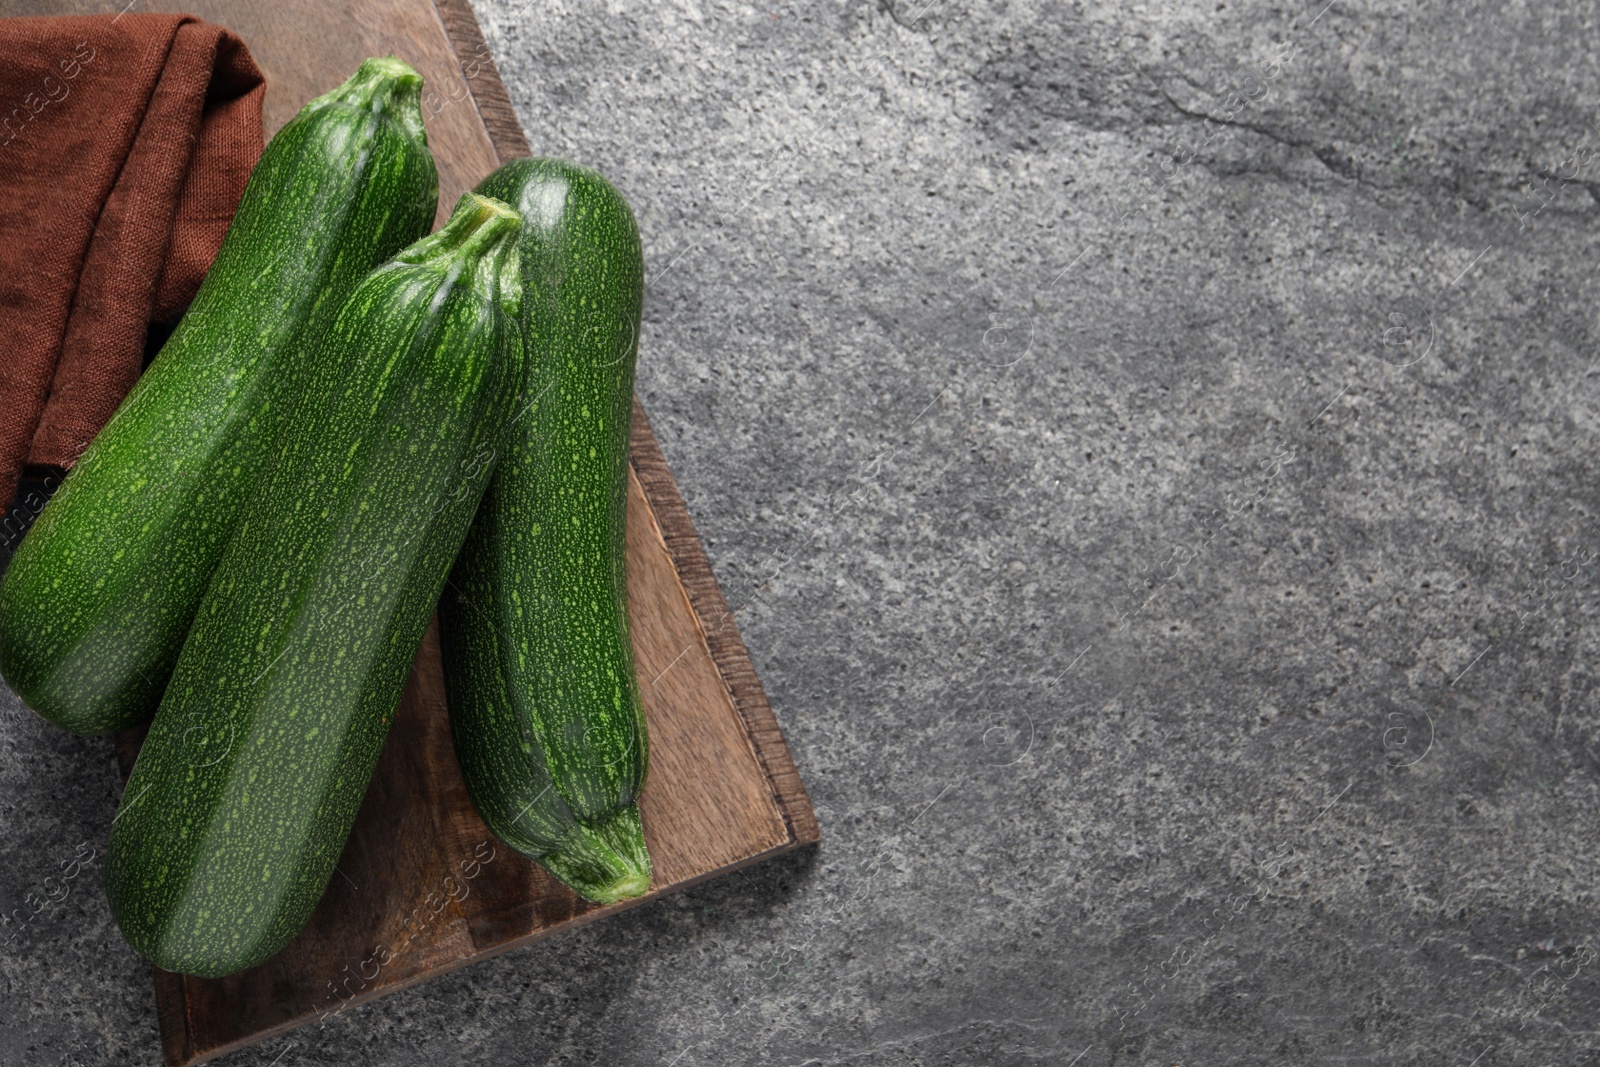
(439, 159), (650, 904)
(104, 195), (524, 978)
(0, 58), (438, 735)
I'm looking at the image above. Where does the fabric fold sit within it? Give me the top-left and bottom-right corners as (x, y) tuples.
(0, 13), (264, 503)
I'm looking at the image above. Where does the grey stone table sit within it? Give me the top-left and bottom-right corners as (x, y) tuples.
(6, 0), (1600, 1063)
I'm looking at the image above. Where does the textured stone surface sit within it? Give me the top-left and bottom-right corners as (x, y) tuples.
(7, 0), (1600, 1063)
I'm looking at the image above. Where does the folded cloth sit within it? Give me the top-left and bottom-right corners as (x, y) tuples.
(0, 13), (264, 505)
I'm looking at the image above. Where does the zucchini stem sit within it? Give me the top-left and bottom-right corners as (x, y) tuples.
(302, 57), (428, 145)
(538, 804), (652, 905)
(394, 194), (524, 314)
(396, 193), (519, 263)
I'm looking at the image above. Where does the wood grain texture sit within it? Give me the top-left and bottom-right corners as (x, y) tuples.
(3, 0), (816, 1062)
(628, 400), (822, 847)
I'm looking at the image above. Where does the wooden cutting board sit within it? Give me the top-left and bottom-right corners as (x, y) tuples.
(0, 1), (818, 1063)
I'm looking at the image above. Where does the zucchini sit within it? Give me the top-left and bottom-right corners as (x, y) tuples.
(105, 193), (524, 978)
(439, 158), (650, 905)
(0, 57), (438, 735)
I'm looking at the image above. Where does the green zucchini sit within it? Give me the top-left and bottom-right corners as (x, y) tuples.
(0, 57), (438, 735)
(105, 193), (524, 978)
(439, 158), (650, 905)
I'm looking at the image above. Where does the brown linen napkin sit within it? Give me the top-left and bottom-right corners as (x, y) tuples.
(0, 13), (265, 505)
